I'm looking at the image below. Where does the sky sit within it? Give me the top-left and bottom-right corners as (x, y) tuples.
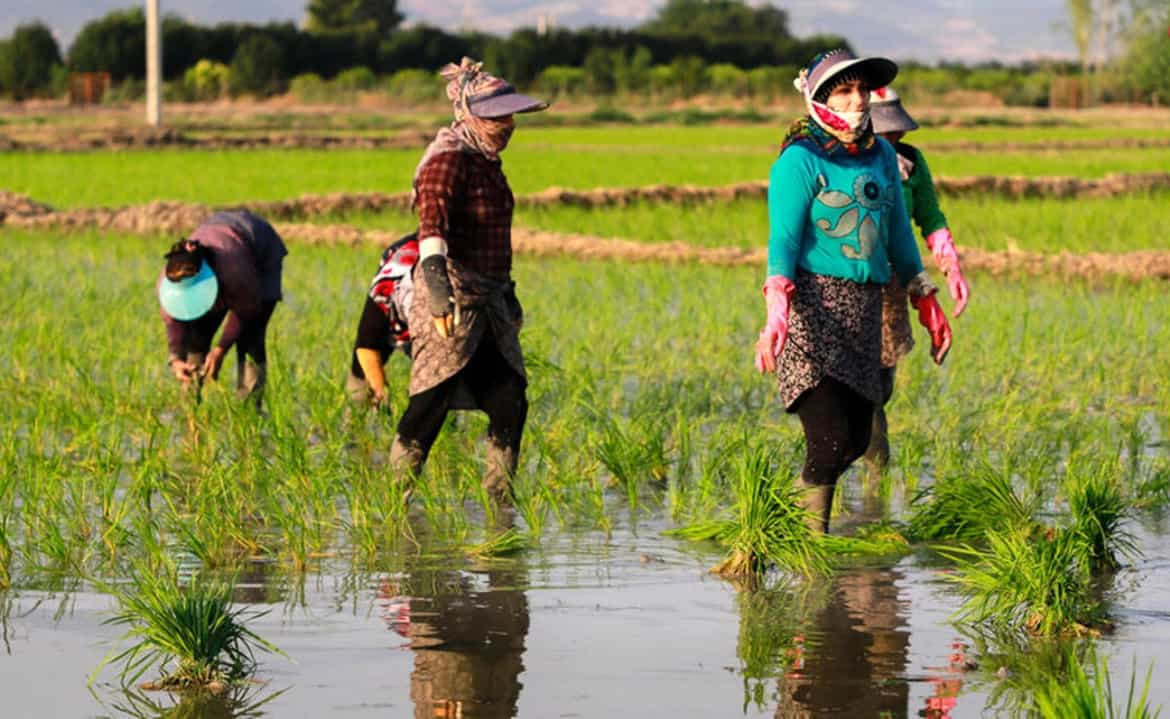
(1, 1), (1078, 64)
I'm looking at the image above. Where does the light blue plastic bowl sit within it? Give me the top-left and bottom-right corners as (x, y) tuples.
(158, 260), (218, 321)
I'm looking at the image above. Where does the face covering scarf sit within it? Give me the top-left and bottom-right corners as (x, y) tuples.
(784, 69), (876, 156)
(413, 58), (516, 201)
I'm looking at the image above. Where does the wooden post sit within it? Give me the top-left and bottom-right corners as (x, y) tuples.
(146, 0), (162, 126)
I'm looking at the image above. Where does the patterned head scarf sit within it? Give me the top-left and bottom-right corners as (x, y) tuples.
(441, 57), (516, 158)
(413, 58), (519, 192)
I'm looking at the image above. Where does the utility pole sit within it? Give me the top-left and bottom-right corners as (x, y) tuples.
(146, 0), (162, 126)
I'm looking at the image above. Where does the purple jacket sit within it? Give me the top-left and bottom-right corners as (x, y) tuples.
(161, 211), (287, 358)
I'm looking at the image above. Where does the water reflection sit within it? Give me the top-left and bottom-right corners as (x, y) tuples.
(959, 629), (1093, 717)
(229, 560), (287, 605)
(379, 520), (529, 719)
(774, 567), (912, 718)
(101, 684), (287, 719)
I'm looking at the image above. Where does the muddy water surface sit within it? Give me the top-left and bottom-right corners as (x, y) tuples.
(2, 515), (1169, 718)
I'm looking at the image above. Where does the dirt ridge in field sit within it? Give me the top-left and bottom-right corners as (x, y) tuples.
(6, 125), (1170, 154)
(3, 191), (1168, 281)
(518, 173), (1170, 203)
(0, 127), (434, 152)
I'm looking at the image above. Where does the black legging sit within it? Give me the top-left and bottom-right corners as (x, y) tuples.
(397, 331), (527, 461)
(793, 377), (875, 486)
(183, 301), (277, 366)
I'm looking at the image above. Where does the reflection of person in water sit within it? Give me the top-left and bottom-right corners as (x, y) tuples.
(776, 567), (911, 718)
(378, 554), (529, 719)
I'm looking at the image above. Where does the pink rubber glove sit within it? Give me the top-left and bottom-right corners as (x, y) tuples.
(925, 228), (970, 317)
(911, 290), (952, 365)
(754, 275), (796, 373)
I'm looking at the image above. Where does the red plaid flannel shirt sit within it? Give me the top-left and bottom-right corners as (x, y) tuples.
(415, 151), (515, 281)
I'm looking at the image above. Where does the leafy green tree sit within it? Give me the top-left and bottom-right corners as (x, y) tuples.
(536, 66), (586, 97)
(377, 25), (476, 73)
(670, 55), (708, 97)
(643, 0), (791, 40)
(0, 23), (63, 99)
(307, 0), (403, 35)
(68, 8), (146, 81)
(707, 63), (748, 96)
(483, 30), (543, 87)
(1118, 3), (1170, 103)
(332, 66), (377, 92)
(614, 46), (653, 93)
(182, 59), (231, 101)
(583, 48), (617, 94)
(230, 35), (286, 96)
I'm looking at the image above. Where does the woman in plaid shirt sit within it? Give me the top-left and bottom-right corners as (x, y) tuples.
(390, 57), (548, 503)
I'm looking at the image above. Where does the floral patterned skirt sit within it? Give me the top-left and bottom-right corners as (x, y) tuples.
(774, 271), (883, 410)
(880, 275), (914, 368)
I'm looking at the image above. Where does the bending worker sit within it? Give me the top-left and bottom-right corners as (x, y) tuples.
(347, 232), (419, 410)
(158, 210), (287, 405)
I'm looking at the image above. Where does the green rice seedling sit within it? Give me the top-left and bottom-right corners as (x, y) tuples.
(1133, 460), (1170, 511)
(21, 503), (93, 579)
(669, 446), (829, 582)
(942, 526), (1106, 636)
(818, 521), (913, 564)
(508, 476), (551, 539)
(1032, 650), (1162, 719)
(463, 528), (528, 559)
(594, 411), (673, 508)
(168, 510), (246, 572)
(906, 463), (1038, 544)
(670, 409), (695, 486)
(672, 445), (723, 521)
(1066, 464), (1138, 573)
(92, 568), (284, 691)
(0, 472), (14, 589)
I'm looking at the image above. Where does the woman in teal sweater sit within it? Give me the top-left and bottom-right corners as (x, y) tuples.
(754, 50), (953, 533)
(863, 86), (971, 473)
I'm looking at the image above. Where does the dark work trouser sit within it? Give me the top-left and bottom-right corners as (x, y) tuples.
(793, 377), (876, 487)
(182, 301), (277, 402)
(396, 331), (528, 479)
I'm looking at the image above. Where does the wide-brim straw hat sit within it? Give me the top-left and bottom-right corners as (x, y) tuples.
(869, 86), (919, 133)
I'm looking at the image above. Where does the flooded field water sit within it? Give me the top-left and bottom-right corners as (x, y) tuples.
(4, 504), (1169, 718)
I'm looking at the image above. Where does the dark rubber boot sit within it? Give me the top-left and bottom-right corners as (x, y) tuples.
(797, 479), (835, 534)
(390, 436), (426, 498)
(237, 359), (267, 408)
(483, 441), (518, 505)
(863, 405), (890, 476)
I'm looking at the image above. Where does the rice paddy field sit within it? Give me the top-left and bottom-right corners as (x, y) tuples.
(2, 110), (1170, 718)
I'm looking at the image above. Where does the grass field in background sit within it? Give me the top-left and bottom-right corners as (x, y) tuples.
(5, 123), (1170, 209)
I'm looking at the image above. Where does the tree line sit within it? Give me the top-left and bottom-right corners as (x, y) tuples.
(1, 0), (1168, 106)
(0, 1), (846, 99)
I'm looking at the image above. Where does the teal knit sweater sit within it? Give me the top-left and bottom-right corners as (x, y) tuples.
(766, 137), (924, 285)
